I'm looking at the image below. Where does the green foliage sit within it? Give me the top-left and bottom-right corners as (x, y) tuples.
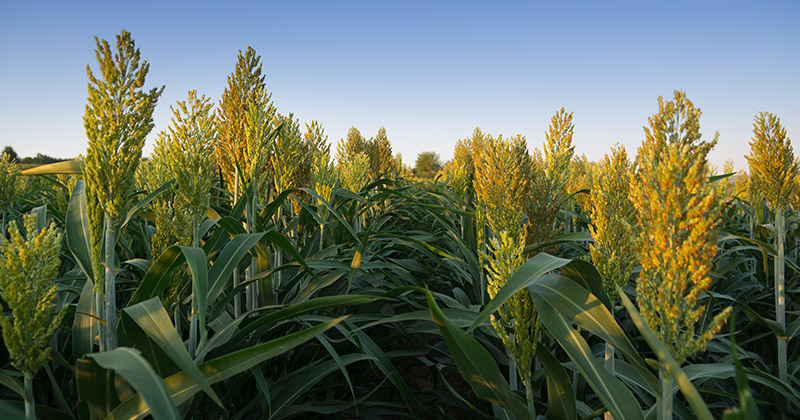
(0, 214), (66, 376)
(0, 152), (20, 204)
(414, 150), (442, 178)
(5, 34), (799, 419)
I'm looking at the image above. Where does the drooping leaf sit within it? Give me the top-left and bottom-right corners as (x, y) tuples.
(65, 180), (93, 280)
(467, 252), (571, 333)
(108, 316), (347, 419)
(122, 297), (222, 407)
(426, 290), (530, 420)
(88, 347), (180, 420)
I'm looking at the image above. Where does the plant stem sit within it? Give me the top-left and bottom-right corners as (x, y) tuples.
(233, 169), (241, 318)
(23, 373), (34, 420)
(776, 207), (787, 383)
(659, 370), (673, 420)
(96, 290), (105, 352)
(508, 341), (517, 391)
(103, 213), (117, 350)
(189, 215), (200, 357)
(525, 377), (536, 418)
(245, 196), (256, 311)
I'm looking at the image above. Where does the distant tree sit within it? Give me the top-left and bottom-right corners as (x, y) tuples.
(2, 146), (17, 162)
(414, 151), (442, 178)
(19, 153), (64, 165)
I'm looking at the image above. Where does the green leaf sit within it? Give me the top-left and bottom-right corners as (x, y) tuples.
(108, 316), (347, 419)
(179, 246), (208, 334)
(617, 289), (713, 420)
(426, 290), (530, 420)
(522, 231), (593, 254)
(122, 298), (222, 408)
(528, 274), (659, 394)
(128, 246), (187, 305)
(269, 354), (375, 420)
(76, 357), (118, 419)
(216, 295), (381, 353)
(88, 347), (180, 420)
(534, 296), (644, 420)
(65, 180), (93, 281)
(559, 259), (612, 309)
(0, 402), (28, 420)
(535, 345), (576, 420)
(467, 252), (571, 333)
(0, 370), (23, 397)
(20, 159), (83, 175)
(72, 278), (97, 360)
(121, 180), (174, 230)
(206, 232), (266, 304)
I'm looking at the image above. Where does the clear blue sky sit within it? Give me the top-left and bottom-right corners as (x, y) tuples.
(1, 1), (798, 171)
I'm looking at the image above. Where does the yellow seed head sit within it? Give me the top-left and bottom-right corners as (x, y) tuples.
(589, 144), (636, 297)
(630, 91), (730, 364)
(746, 112), (798, 210)
(526, 108), (575, 248)
(473, 134), (530, 239)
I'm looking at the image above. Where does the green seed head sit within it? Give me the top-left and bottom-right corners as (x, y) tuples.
(0, 213), (66, 376)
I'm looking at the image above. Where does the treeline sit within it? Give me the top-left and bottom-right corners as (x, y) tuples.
(1, 147), (67, 166)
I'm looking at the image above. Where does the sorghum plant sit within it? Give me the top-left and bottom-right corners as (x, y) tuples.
(589, 144), (637, 418)
(0, 152), (20, 239)
(473, 133), (538, 413)
(630, 91), (731, 420)
(153, 90), (217, 355)
(84, 30), (163, 350)
(0, 214), (66, 419)
(745, 111), (798, 384)
(526, 108), (575, 249)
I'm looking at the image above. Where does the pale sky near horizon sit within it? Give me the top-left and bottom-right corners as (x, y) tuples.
(1, 1), (798, 171)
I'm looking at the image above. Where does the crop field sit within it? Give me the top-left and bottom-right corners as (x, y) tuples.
(0, 31), (798, 420)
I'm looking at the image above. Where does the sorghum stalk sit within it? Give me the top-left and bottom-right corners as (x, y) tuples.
(776, 207), (786, 382)
(473, 133), (538, 408)
(0, 214), (66, 420)
(588, 144), (636, 420)
(745, 111), (798, 384)
(155, 90), (216, 354)
(234, 170), (241, 317)
(103, 215), (117, 349)
(83, 31), (162, 350)
(23, 373), (34, 419)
